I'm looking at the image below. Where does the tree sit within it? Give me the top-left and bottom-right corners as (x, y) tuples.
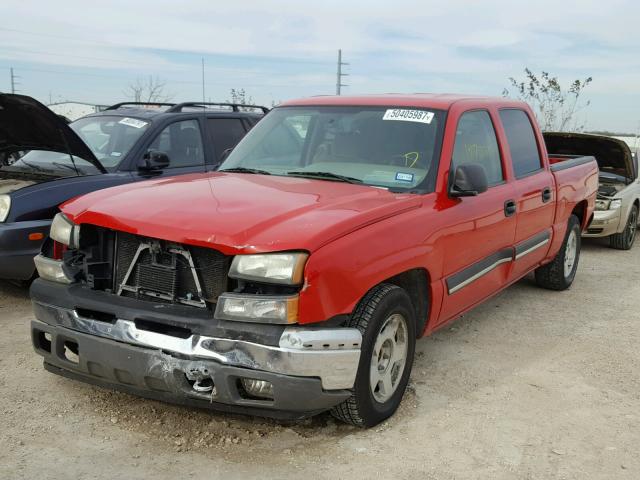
(124, 76), (173, 103)
(503, 69), (592, 132)
(227, 88), (254, 105)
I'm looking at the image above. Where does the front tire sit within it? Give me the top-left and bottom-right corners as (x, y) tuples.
(609, 204), (638, 250)
(331, 284), (417, 427)
(535, 214), (581, 291)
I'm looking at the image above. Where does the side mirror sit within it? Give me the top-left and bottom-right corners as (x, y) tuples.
(139, 150), (170, 171)
(449, 164), (489, 197)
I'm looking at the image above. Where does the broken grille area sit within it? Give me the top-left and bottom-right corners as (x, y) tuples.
(114, 232), (230, 308)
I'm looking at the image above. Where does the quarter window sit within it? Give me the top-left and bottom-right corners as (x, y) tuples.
(147, 119), (204, 168)
(499, 109), (542, 177)
(451, 110), (503, 186)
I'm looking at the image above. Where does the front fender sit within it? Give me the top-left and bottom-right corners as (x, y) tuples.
(298, 203), (443, 327)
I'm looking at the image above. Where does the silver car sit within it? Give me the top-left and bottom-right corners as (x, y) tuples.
(544, 132), (639, 249)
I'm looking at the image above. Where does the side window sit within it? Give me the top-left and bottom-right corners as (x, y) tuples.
(147, 119), (204, 168)
(208, 118), (247, 161)
(451, 110), (503, 186)
(499, 109), (542, 178)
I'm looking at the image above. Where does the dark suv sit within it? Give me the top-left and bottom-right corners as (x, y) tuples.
(0, 94), (267, 281)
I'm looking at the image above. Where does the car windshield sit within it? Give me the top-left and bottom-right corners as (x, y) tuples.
(1, 115), (149, 176)
(220, 106), (446, 192)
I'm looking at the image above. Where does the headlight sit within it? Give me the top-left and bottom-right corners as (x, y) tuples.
(595, 199), (609, 211)
(595, 198), (623, 211)
(0, 195), (10, 222)
(50, 213), (80, 248)
(215, 293), (299, 324)
(229, 252), (308, 285)
(33, 254), (73, 284)
(609, 199), (622, 210)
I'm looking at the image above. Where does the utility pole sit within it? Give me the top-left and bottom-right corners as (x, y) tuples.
(336, 49), (349, 95)
(201, 58), (206, 104)
(10, 67), (20, 94)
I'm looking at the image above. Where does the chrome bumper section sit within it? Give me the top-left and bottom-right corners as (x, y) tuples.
(32, 301), (362, 390)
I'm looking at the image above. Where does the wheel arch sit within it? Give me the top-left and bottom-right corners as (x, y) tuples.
(374, 268), (431, 337)
(571, 200), (589, 230)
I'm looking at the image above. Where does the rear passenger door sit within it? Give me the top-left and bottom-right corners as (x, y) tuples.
(499, 109), (555, 277)
(135, 118), (207, 179)
(438, 110), (517, 323)
(206, 117), (249, 166)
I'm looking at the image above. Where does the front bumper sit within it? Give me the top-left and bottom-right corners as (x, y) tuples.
(584, 209), (622, 237)
(30, 297), (362, 419)
(0, 220), (51, 280)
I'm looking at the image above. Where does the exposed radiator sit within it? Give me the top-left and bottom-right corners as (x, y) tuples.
(114, 232), (230, 307)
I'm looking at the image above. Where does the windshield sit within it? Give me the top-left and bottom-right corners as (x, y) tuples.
(1, 115), (149, 176)
(220, 106), (446, 192)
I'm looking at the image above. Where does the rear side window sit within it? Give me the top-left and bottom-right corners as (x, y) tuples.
(499, 109), (542, 178)
(451, 110), (503, 186)
(208, 118), (247, 161)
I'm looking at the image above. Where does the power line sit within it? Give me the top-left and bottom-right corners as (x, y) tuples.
(336, 49), (349, 95)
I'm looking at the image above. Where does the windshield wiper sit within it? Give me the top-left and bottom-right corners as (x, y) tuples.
(218, 167), (272, 175)
(286, 171), (362, 184)
(14, 157), (45, 172)
(52, 162), (84, 175)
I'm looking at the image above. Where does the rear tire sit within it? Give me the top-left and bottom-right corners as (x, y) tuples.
(535, 214), (581, 291)
(330, 283), (417, 428)
(609, 204), (638, 250)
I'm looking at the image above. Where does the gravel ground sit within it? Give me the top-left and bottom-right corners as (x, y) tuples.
(1, 237), (639, 480)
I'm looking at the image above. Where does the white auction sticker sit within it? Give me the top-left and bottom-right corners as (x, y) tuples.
(382, 109), (434, 124)
(119, 117), (148, 129)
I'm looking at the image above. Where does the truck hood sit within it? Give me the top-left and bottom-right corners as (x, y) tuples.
(0, 93), (105, 173)
(61, 173), (423, 254)
(543, 132), (635, 180)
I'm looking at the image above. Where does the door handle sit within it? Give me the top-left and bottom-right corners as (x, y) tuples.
(504, 199), (517, 217)
(542, 187), (552, 203)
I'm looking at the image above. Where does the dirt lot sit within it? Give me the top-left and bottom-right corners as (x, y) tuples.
(1, 237), (639, 480)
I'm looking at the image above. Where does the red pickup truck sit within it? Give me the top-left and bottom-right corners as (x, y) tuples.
(30, 94), (598, 427)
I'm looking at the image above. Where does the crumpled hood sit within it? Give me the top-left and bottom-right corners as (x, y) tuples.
(61, 172), (423, 254)
(543, 132), (636, 180)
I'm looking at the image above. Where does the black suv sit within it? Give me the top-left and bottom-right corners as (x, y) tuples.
(0, 94), (267, 281)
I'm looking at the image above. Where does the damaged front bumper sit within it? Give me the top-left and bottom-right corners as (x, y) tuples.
(30, 298), (362, 419)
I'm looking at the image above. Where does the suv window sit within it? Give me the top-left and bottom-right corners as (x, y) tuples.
(451, 110), (503, 186)
(147, 119), (204, 168)
(499, 109), (542, 178)
(208, 118), (247, 161)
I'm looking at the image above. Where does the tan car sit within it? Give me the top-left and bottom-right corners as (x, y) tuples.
(544, 132), (639, 249)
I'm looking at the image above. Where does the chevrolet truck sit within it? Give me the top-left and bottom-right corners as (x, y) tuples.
(29, 94), (598, 427)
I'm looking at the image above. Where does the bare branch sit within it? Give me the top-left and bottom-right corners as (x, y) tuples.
(503, 69), (592, 132)
(124, 76), (174, 103)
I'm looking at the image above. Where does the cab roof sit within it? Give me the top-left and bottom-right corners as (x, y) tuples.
(280, 93), (523, 110)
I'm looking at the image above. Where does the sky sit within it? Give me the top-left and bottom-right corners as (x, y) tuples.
(1, 0), (639, 132)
